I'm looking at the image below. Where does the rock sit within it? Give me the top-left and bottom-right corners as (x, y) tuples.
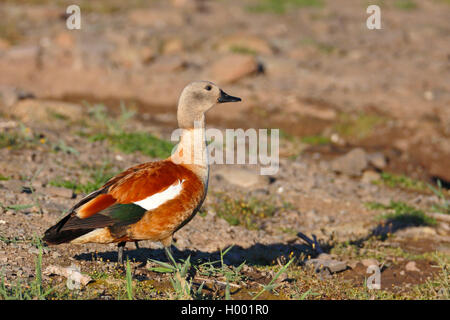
(54, 32), (76, 49)
(361, 258), (379, 268)
(8, 99), (83, 123)
(207, 54), (261, 84)
(214, 168), (270, 188)
(405, 261), (420, 272)
(128, 9), (184, 28)
(367, 152), (387, 169)
(331, 148), (368, 176)
(162, 38), (184, 54)
(0, 85), (35, 110)
(46, 186), (74, 199)
(0, 38), (10, 50)
(44, 265), (92, 288)
(361, 170), (381, 183)
(305, 255), (347, 274)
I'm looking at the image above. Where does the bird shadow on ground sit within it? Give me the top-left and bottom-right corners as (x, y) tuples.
(347, 215), (435, 248)
(73, 216), (433, 267)
(74, 241), (316, 267)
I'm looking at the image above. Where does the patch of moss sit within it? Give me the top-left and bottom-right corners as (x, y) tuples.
(301, 135), (331, 145)
(394, 0), (417, 10)
(373, 172), (427, 191)
(49, 163), (117, 194)
(247, 0), (324, 14)
(333, 112), (386, 140)
(365, 201), (436, 226)
(211, 194), (279, 230)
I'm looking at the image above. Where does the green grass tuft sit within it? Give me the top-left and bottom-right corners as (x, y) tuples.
(428, 180), (450, 215)
(91, 132), (173, 159)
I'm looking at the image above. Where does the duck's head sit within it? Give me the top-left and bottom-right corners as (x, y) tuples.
(177, 81), (241, 129)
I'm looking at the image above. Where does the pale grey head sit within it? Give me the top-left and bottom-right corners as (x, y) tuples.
(177, 81), (241, 129)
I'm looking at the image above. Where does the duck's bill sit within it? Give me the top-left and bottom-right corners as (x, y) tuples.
(218, 89), (242, 103)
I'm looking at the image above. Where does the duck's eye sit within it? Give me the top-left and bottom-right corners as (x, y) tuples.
(205, 85), (212, 91)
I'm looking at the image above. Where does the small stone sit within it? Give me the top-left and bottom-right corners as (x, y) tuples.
(331, 148), (368, 176)
(361, 258), (379, 268)
(54, 32), (75, 49)
(305, 256), (347, 274)
(424, 91), (434, 101)
(162, 38), (184, 54)
(45, 265), (92, 288)
(405, 261), (420, 272)
(367, 152), (387, 169)
(361, 170), (381, 183)
(9, 100), (83, 124)
(46, 186), (74, 199)
(214, 168), (270, 188)
(0, 38), (10, 50)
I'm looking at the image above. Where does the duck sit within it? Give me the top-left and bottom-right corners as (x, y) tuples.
(43, 81), (241, 264)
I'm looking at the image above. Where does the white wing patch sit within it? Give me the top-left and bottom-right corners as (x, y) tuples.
(134, 179), (185, 211)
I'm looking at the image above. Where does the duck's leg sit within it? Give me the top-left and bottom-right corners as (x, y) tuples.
(135, 241), (140, 250)
(117, 241), (126, 264)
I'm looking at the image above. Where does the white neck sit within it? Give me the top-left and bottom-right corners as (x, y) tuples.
(171, 119), (209, 185)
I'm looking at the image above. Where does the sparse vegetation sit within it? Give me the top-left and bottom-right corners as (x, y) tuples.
(85, 104), (173, 159)
(301, 135), (331, 145)
(334, 112), (386, 140)
(0, 0), (448, 302)
(49, 163), (117, 194)
(0, 125), (47, 150)
(211, 194), (279, 230)
(229, 46), (258, 55)
(428, 180), (450, 215)
(365, 201), (436, 227)
(394, 0), (417, 10)
(247, 0), (324, 14)
(373, 172), (427, 192)
(0, 240), (54, 300)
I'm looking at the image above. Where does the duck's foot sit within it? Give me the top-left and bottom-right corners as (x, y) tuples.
(117, 241), (126, 264)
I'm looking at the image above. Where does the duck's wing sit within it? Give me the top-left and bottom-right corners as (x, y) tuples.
(43, 160), (198, 244)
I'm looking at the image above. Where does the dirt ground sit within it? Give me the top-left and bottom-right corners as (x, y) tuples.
(0, 0), (449, 300)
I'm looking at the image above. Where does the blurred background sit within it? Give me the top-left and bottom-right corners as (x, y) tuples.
(0, 0), (449, 299)
(1, 0), (449, 183)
